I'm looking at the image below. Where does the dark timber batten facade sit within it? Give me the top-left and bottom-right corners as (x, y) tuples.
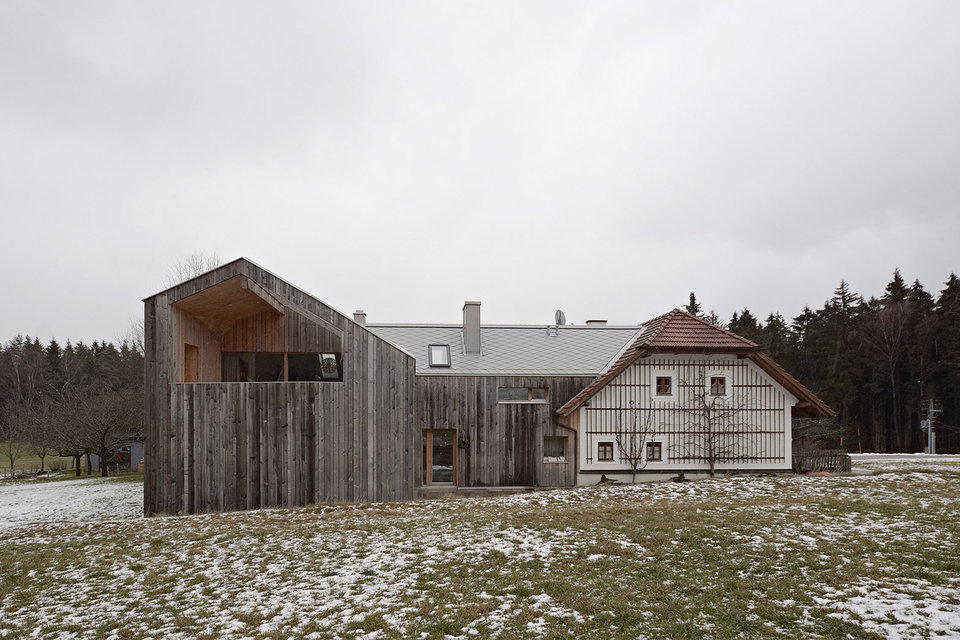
(144, 259), (417, 515)
(144, 260), (835, 515)
(414, 376), (593, 488)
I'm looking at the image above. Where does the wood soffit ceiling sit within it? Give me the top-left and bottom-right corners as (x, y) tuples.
(172, 275), (285, 332)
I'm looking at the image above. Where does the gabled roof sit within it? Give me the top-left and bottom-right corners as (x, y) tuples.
(557, 309), (835, 419)
(746, 351), (836, 419)
(637, 309), (758, 351)
(366, 324), (642, 376)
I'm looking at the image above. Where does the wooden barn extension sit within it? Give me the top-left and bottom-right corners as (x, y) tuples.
(144, 258), (835, 516)
(144, 260), (417, 515)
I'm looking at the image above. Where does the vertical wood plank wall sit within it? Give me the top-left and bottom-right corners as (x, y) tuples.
(144, 260), (417, 515)
(416, 376), (594, 488)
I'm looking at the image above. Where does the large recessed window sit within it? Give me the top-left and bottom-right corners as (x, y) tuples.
(498, 387), (548, 404)
(222, 352), (342, 382)
(428, 344), (451, 367)
(222, 353), (284, 382)
(287, 353), (343, 382)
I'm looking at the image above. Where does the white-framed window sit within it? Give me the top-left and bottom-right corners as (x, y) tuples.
(498, 387), (548, 404)
(705, 371), (730, 397)
(597, 441), (614, 462)
(710, 376), (726, 395)
(428, 344), (451, 367)
(646, 441), (662, 461)
(655, 376), (672, 396)
(652, 370), (677, 399)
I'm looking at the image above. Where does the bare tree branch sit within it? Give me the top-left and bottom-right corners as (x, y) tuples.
(614, 400), (656, 483)
(163, 252), (222, 288)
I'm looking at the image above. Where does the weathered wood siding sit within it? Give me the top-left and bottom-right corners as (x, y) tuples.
(416, 376), (593, 487)
(579, 355), (796, 476)
(144, 260), (417, 515)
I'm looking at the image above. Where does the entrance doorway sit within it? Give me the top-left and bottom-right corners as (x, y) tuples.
(184, 344), (199, 382)
(423, 429), (456, 485)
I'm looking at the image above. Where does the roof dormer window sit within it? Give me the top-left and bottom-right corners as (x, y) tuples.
(428, 344), (451, 367)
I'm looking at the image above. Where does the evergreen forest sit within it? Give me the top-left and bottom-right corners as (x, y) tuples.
(1, 268), (959, 472)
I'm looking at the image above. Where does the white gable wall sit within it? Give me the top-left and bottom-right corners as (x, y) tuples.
(577, 354), (797, 484)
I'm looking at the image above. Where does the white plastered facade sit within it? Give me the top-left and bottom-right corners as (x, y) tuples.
(575, 354), (797, 484)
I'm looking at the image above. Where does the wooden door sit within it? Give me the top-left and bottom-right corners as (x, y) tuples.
(423, 429), (457, 485)
(184, 344), (199, 382)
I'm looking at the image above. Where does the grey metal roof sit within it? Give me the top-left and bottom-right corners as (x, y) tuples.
(366, 324), (643, 376)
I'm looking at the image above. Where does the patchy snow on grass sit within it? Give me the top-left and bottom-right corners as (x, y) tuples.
(2, 469), (959, 639)
(812, 577), (960, 640)
(0, 476), (143, 530)
(851, 453), (960, 475)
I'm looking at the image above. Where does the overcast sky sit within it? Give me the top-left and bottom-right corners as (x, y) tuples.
(2, 1), (959, 344)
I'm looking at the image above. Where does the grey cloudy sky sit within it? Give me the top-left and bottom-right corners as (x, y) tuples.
(2, 1), (959, 344)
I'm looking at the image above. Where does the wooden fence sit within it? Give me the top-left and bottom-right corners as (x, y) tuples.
(0, 464), (69, 480)
(793, 449), (852, 473)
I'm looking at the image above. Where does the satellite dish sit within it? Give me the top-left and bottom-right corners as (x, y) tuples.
(555, 309), (566, 326)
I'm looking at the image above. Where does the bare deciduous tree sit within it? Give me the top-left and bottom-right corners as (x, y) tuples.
(0, 340), (47, 476)
(49, 398), (91, 477)
(673, 369), (750, 478)
(119, 318), (145, 357)
(0, 414), (26, 478)
(26, 410), (56, 473)
(614, 400), (656, 483)
(164, 251), (222, 288)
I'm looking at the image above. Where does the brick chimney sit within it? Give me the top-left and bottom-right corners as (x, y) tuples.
(463, 301), (481, 354)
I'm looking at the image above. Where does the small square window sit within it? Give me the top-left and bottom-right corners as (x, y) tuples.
(646, 441), (662, 461)
(543, 436), (566, 460)
(710, 376), (726, 395)
(597, 442), (614, 462)
(656, 376), (672, 396)
(428, 344), (451, 367)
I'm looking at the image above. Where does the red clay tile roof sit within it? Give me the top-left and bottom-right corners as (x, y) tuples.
(557, 309), (835, 419)
(746, 351), (836, 418)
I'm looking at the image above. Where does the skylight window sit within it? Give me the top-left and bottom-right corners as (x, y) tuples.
(428, 344), (451, 367)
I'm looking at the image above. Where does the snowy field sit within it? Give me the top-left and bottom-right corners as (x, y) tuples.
(0, 476), (143, 531)
(851, 452), (960, 474)
(1, 460), (959, 639)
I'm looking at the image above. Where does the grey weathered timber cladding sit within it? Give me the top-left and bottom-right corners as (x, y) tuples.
(144, 259), (418, 515)
(415, 376), (593, 487)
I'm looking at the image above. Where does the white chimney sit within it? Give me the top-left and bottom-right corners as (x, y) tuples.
(354, 310), (367, 326)
(463, 301), (481, 354)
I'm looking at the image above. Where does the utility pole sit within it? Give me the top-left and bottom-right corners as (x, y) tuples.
(921, 399), (943, 454)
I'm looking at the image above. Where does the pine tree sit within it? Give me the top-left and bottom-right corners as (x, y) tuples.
(729, 308), (762, 344)
(685, 293), (702, 317)
(885, 269), (909, 302)
(44, 339), (62, 372)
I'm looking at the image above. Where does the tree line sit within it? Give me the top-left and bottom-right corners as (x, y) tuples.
(0, 335), (143, 477)
(1, 266), (957, 467)
(688, 269), (960, 453)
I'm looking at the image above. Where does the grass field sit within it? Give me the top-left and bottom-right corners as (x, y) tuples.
(2, 465), (959, 639)
(0, 445), (73, 478)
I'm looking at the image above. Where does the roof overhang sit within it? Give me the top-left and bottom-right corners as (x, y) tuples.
(171, 275), (285, 333)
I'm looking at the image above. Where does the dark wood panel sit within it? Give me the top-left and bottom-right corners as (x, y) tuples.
(416, 375), (591, 488)
(145, 260), (417, 515)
